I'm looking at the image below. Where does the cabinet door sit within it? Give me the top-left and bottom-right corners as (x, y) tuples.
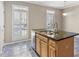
(41, 41), (48, 57)
(49, 46), (56, 57)
(36, 38), (40, 55)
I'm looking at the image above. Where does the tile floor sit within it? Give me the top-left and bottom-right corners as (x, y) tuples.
(74, 37), (79, 57)
(0, 37), (79, 57)
(1, 40), (38, 57)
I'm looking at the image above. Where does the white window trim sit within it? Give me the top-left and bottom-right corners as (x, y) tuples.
(47, 10), (55, 14)
(12, 4), (29, 11)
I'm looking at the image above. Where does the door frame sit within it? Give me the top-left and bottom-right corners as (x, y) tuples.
(12, 4), (29, 41)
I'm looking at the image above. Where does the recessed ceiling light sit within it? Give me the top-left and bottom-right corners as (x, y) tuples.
(63, 13), (67, 16)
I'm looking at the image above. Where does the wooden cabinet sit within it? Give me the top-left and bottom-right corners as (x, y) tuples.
(49, 39), (56, 57)
(40, 41), (48, 57)
(36, 34), (48, 57)
(49, 46), (56, 57)
(48, 37), (74, 57)
(56, 37), (74, 57)
(35, 33), (74, 57)
(36, 38), (40, 55)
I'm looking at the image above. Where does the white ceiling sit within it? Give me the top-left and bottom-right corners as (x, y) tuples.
(26, 1), (79, 9)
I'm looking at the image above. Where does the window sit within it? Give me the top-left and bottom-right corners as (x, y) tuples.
(46, 10), (55, 30)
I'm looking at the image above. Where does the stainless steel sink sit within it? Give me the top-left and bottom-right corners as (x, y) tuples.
(39, 30), (54, 35)
(39, 30), (59, 35)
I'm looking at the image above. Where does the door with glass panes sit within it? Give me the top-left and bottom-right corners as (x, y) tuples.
(47, 10), (55, 30)
(12, 5), (28, 41)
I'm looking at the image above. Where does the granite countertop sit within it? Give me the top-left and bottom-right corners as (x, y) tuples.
(32, 29), (79, 41)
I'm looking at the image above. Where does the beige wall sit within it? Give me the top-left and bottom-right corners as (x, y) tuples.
(4, 2), (12, 43)
(4, 1), (62, 43)
(63, 6), (79, 33)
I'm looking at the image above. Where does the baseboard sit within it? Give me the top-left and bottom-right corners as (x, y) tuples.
(4, 39), (31, 46)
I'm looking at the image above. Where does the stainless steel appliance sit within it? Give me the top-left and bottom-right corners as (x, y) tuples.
(31, 30), (35, 50)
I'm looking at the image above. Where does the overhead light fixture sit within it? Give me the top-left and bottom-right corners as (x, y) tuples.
(63, 13), (67, 16)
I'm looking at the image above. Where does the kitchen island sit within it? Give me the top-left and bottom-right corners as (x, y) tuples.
(31, 29), (78, 57)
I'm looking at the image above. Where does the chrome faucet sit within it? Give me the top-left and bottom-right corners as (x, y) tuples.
(53, 22), (58, 33)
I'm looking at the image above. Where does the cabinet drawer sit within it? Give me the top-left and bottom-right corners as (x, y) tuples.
(36, 34), (48, 42)
(36, 34), (41, 38)
(49, 39), (56, 47)
(40, 36), (48, 42)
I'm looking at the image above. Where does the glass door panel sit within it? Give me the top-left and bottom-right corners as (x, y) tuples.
(12, 7), (28, 41)
(20, 11), (27, 40)
(47, 14), (54, 30)
(12, 10), (21, 41)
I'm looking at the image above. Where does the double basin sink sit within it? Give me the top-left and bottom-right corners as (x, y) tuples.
(39, 30), (59, 36)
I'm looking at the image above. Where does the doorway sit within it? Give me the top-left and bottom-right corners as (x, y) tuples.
(12, 5), (29, 41)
